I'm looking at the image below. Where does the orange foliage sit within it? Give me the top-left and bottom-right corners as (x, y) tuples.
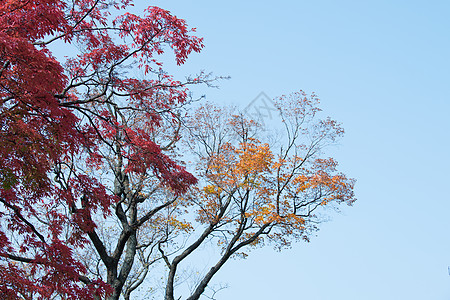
(184, 92), (355, 254)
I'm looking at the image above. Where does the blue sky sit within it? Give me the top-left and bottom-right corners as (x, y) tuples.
(144, 1), (450, 299)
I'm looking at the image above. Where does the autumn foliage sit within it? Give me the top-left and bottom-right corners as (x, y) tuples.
(1, 0), (204, 299)
(162, 93), (355, 300)
(0, 1), (355, 299)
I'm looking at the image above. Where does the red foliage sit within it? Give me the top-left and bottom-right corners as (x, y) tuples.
(0, 0), (202, 298)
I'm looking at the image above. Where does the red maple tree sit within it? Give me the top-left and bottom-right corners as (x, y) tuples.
(0, 1), (356, 300)
(0, 0), (206, 299)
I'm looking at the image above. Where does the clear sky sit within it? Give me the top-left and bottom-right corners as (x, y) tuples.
(142, 1), (450, 299)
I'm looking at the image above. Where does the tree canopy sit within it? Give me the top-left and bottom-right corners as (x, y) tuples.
(0, 1), (355, 299)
